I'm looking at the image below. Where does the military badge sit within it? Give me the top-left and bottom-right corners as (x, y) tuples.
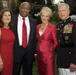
(63, 23), (73, 33)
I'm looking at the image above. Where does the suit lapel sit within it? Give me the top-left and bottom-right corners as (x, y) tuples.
(38, 23), (49, 37)
(13, 15), (18, 34)
(28, 17), (34, 43)
(15, 15), (18, 36)
(43, 23), (50, 35)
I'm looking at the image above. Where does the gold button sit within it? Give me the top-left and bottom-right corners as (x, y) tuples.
(69, 52), (71, 54)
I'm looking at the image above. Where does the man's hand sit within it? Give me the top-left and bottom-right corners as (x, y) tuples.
(70, 63), (76, 72)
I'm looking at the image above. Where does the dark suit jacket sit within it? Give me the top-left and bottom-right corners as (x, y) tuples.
(13, 15), (37, 64)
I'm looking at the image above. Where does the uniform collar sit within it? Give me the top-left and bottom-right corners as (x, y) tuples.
(59, 17), (71, 23)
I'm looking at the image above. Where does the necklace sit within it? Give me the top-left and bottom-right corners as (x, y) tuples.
(41, 26), (45, 30)
(41, 24), (47, 30)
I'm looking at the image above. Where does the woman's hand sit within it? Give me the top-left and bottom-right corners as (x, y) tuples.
(0, 56), (3, 72)
(0, 61), (3, 72)
(34, 54), (37, 58)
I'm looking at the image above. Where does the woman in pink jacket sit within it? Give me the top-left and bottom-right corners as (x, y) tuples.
(36, 6), (58, 75)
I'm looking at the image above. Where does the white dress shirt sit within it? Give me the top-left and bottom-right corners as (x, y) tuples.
(17, 14), (30, 46)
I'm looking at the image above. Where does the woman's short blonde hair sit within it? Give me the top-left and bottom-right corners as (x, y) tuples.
(40, 6), (52, 17)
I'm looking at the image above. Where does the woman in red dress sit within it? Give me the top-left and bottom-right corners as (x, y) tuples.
(36, 7), (58, 75)
(0, 9), (15, 75)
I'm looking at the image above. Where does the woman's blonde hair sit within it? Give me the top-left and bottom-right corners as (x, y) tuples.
(40, 6), (52, 17)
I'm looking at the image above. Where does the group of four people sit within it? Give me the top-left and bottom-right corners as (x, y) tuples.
(0, 1), (76, 75)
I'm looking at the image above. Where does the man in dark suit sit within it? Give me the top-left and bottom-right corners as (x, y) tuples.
(56, 3), (76, 75)
(13, 2), (36, 75)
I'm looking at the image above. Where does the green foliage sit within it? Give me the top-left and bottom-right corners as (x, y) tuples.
(10, 0), (16, 14)
(0, 0), (3, 11)
(50, 11), (60, 25)
(20, 57), (58, 75)
(33, 60), (39, 75)
(13, 2), (19, 15)
(17, 1), (60, 25)
(50, 5), (60, 25)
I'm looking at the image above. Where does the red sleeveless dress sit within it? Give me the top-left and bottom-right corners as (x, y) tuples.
(0, 27), (15, 75)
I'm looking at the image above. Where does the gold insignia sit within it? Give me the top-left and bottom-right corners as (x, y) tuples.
(63, 24), (73, 33)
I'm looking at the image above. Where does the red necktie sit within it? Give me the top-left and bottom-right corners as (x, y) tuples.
(22, 18), (27, 48)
